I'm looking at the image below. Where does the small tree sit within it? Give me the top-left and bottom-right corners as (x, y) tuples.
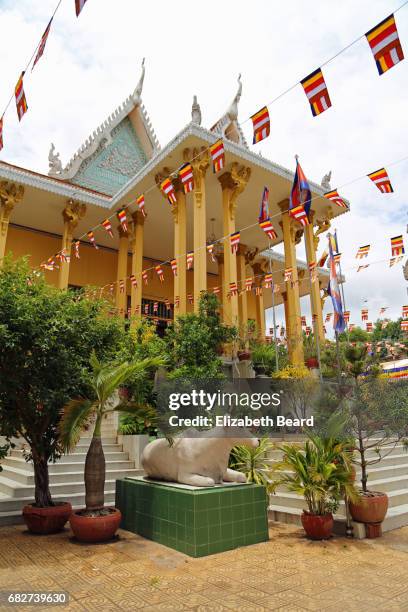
(0, 257), (125, 507)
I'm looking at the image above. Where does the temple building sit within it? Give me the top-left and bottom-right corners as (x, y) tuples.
(0, 62), (349, 365)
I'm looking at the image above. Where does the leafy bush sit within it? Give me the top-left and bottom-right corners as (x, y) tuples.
(118, 405), (158, 436)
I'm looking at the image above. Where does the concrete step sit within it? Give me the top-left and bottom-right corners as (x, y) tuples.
(1, 456), (134, 475)
(72, 443), (122, 453)
(76, 437), (118, 447)
(0, 464), (137, 486)
(8, 450), (129, 463)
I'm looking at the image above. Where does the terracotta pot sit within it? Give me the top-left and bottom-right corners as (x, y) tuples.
(69, 507), (121, 543)
(23, 502), (72, 534)
(238, 350), (251, 361)
(349, 491), (388, 524)
(305, 357), (319, 369)
(301, 512), (333, 540)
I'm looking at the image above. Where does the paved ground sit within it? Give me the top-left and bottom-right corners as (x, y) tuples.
(1, 522), (408, 611)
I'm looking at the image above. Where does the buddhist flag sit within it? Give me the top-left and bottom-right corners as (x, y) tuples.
(230, 231), (240, 254)
(301, 68), (332, 116)
(290, 157), (311, 222)
(155, 265), (164, 282)
(317, 249), (328, 268)
(264, 274), (273, 289)
(325, 313), (332, 322)
(171, 259), (178, 276)
(153, 301), (158, 314)
(137, 194), (146, 217)
(74, 240), (80, 259)
(160, 178), (177, 205)
(305, 326), (312, 337)
(333, 253), (341, 264)
(324, 189), (348, 209)
(357, 264), (369, 272)
(229, 282), (238, 296)
(87, 231), (98, 249)
(379, 307), (387, 315)
(179, 163), (194, 193)
(251, 106), (270, 143)
(284, 268), (293, 282)
(390, 256), (403, 267)
(32, 19), (52, 70)
(117, 209), (128, 232)
(119, 279), (126, 294)
(144, 303), (149, 315)
(207, 244), (216, 262)
(102, 218), (113, 238)
(258, 187), (278, 240)
(356, 245), (370, 259)
(366, 14), (404, 76)
(245, 277), (253, 292)
(188, 293), (194, 304)
(210, 140), (225, 173)
(255, 286), (263, 297)
(301, 316), (307, 327)
(0, 116), (3, 151)
(361, 309), (368, 321)
(142, 270), (148, 284)
(391, 235), (404, 256)
(344, 311), (350, 323)
(186, 252), (194, 270)
(165, 299), (171, 312)
(15, 73), (28, 121)
(309, 261), (317, 282)
(366, 322), (373, 332)
(403, 305), (408, 318)
(401, 320), (408, 332)
(280, 326), (285, 337)
(213, 286), (220, 295)
(75, 0), (88, 16)
(259, 218), (277, 241)
(368, 168), (393, 193)
(130, 275), (137, 287)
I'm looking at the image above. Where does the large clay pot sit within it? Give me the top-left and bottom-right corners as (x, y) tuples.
(238, 350), (251, 361)
(349, 491), (388, 524)
(301, 512), (333, 540)
(305, 357), (319, 369)
(69, 507), (121, 543)
(23, 502), (72, 534)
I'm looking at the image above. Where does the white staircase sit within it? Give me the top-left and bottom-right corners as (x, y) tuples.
(0, 417), (143, 526)
(268, 439), (408, 537)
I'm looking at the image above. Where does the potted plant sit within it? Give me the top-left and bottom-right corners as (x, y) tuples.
(59, 352), (162, 543)
(0, 258), (125, 534)
(251, 342), (277, 376)
(237, 320), (257, 361)
(270, 415), (358, 540)
(230, 437), (273, 502)
(303, 332), (318, 369)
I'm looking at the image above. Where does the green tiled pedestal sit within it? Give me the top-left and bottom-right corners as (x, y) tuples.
(116, 477), (269, 557)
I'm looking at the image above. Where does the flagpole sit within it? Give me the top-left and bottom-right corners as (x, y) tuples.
(268, 243), (279, 372)
(335, 228), (349, 341)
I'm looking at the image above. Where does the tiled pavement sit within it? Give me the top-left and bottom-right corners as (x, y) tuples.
(1, 522), (408, 611)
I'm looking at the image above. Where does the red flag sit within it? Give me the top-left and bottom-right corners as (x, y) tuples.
(32, 19), (53, 70)
(75, 0), (88, 16)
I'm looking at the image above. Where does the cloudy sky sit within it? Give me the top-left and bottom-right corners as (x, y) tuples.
(0, 0), (407, 333)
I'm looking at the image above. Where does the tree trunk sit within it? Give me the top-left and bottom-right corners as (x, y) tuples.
(33, 455), (53, 507)
(84, 436), (105, 512)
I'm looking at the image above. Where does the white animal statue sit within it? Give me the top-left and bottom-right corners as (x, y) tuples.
(141, 426), (258, 487)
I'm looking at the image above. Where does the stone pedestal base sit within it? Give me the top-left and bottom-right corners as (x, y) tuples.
(116, 477), (269, 557)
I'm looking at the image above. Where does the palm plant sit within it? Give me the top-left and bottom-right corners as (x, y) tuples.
(229, 437), (273, 487)
(59, 352), (163, 514)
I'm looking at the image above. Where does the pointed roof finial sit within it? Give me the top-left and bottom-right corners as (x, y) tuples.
(295, 153), (299, 162)
(132, 57), (145, 104)
(191, 95), (202, 125)
(226, 73), (242, 122)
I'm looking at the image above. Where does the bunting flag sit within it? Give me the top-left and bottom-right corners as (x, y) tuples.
(259, 218), (278, 241)
(213, 286), (220, 295)
(349, 323), (355, 331)
(56, 250), (70, 264)
(325, 313), (332, 322)
(280, 326), (285, 337)
(229, 282), (238, 296)
(134, 305), (140, 315)
(155, 265), (164, 282)
(207, 243), (216, 262)
(333, 252), (341, 264)
(102, 218), (113, 238)
(160, 178), (177, 205)
(366, 14), (404, 76)
(344, 311), (350, 323)
(379, 307), (388, 315)
(357, 264), (369, 272)
(179, 163), (194, 193)
(356, 245), (370, 259)
(391, 235), (405, 256)
(309, 261), (317, 282)
(300, 67), (332, 116)
(129, 274), (137, 288)
(251, 106), (270, 143)
(15, 73), (28, 121)
(317, 249), (328, 268)
(324, 189), (348, 208)
(75, 0), (88, 16)
(187, 293), (194, 304)
(119, 279), (125, 293)
(0, 116), (3, 151)
(390, 256), (403, 267)
(142, 270), (148, 284)
(32, 19), (53, 70)
(255, 286), (263, 297)
(284, 268), (293, 282)
(290, 157), (311, 223)
(361, 309), (368, 321)
(175, 296), (180, 308)
(109, 283), (114, 294)
(289, 204), (309, 226)
(136, 194), (146, 217)
(41, 257), (56, 271)
(165, 299), (171, 311)
(327, 235), (346, 333)
(403, 305), (408, 317)
(245, 277), (253, 292)
(305, 326), (312, 337)
(258, 187), (278, 240)
(87, 231), (98, 249)
(171, 259), (178, 276)
(187, 252), (194, 270)
(117, 209), (128, 232)
(401, 320), (408, 332)
(74, 241), (80, 259)
(230, 231), (240, 254)
(366, 322), (373, 332)
(153, 301), (158, 314)
(301, 316), (307, 327)
(381, 320), (388, 329)
(264, 274), (273, 288)
(210, 140), (225, 173)
(368, 168), (393, 193)
(144, 304), (149, 315)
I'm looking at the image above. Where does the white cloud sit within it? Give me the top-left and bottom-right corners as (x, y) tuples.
(0, 0), (407, 329)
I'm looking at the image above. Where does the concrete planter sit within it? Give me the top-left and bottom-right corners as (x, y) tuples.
(117, 434), (150, 469)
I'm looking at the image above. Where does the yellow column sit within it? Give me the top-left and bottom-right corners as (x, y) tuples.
(130, 211), (144, 319)
(252, 262), (266, 339)
(216, 253), (228, 321)
(116, 225), (129, 317)
(237, 245), (248, 331)
(218, 163), (251, 328)
(304, 214), (325, 343)
(0, 181), (24, 264)
(172, 181), (187, 315)
(190, 149), (209, 311)
(58, 200), (86, 289)
(279, 199), (304, 365)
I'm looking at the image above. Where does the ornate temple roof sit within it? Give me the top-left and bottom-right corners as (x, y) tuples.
(210, 74), (249, 149)
(48, 60), (160, 196)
